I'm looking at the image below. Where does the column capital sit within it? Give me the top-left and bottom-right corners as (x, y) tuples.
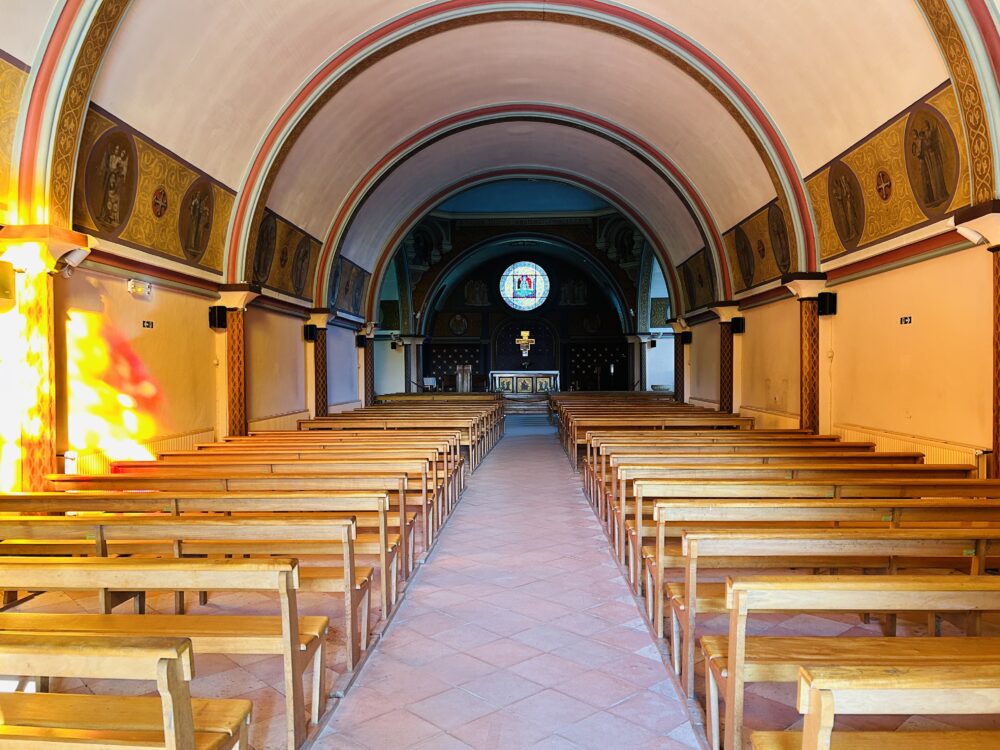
(217, 284), (260, 310)
(308, 309), (331, 327)
(667, 317), (689, 334)
(709, 301), (740, 323)
(952, 200), (1000, 246)
(781, 272), (827, 299)
(0, 224), (94, 272)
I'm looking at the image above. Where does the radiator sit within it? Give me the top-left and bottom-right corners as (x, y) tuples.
(834, 423), (989, 476)
(72, 428), (216, 475)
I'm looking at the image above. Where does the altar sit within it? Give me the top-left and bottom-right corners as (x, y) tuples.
(490, 370), (559, 394)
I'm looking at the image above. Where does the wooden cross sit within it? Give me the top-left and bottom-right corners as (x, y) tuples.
(515, 330), (535, 357)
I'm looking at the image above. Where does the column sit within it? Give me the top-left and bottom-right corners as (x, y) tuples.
(214, 289), (258, 438)
(363, 337), (375, 406)
(669, 319), (688, 402)
(626, 335), (647, 391)
(304, 311), (330, 418)
(784, 276), (827, 434)
(401, 336), (424, 393)
(710, 304), (740, 414)
(0, 225), (92, 490)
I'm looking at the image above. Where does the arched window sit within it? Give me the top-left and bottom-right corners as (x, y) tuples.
(499, 261), (550, 311)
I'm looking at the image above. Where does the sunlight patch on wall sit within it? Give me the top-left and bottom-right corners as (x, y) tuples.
(66, 309), (162, 466)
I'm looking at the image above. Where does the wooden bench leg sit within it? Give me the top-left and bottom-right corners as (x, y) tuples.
(2, 591), (15, 607)
(706, 664), (721, 750)
(311, 638), (326, 724)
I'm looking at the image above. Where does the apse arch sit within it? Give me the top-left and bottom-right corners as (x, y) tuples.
(414, 232), (633, 337)
(310, 105), (732, 304)
(224, 0), (816, 287)
(355, 166), (698, 324)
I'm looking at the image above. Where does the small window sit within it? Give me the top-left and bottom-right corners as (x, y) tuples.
(499, 261), (550, 311)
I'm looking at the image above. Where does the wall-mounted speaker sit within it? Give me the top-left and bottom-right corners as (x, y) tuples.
(818, 292), (838, 316)
(731, 317), (746, 334)
(208, 305), (227, 330)
(303, 324), (317, 342)
(679, 331), (693, 345)
(649, 339), (657, 348)
(355, 334), (366, 348)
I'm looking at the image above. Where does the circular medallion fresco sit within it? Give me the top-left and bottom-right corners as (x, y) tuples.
(252, 213), (278, 286)
(499, 261), (550, 311)
(291, 237), (311, 297)
(734, 226), (755, 289)
(85, 128), (138, 235)
(828, 160), (865, 249)
(151, 186), (168, 219)
(767, 203), (791, 275)
(904, 104), (959, 218)
(449, 314), (469, 336)
(178, 178), (214, 263)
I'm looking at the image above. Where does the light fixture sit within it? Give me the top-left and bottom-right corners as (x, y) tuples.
(127, 279), (153, 298)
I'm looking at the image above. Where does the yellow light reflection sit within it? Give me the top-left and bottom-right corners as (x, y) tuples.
(66, 310), (161, 466)
(0, 248), (53, 491)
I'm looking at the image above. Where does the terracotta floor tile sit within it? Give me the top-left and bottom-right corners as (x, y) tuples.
(507, 688), (596, 732)
(409, 687), (497, 730)
(460, 669), (545, 707)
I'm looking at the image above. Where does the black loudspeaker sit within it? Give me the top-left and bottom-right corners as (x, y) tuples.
(679, 331), (693, 345)
(208, 306), (227, 330)
(355, 334), (366, 348)
(731, 317), (746, 334)
(818, 292), (838, 316)
(649, 340), (657, 348)
(303, 324), (317, 342)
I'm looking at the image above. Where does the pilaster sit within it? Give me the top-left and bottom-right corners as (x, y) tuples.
(710, 304), (740, 414)
(783, 274), (827, 433)
(216, 289), (258, 438)
(669, 319), (688, 402)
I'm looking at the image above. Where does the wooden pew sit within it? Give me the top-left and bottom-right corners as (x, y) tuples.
(0, 490), (401, 619)
(619, 466), (978, 582)
(0, 515), (369, 672)
(46, 472), (418, 578)
(753, 664), (1000, 750)
(716, 577), (1000, 750)
(0, 557), (316, 750)
(0, 633), (252, 749)
(107, 457), (445, 549)
(627, 477), (1000, 588)
(678, 529), (1000, 745)
(645, 496), (1000, 640)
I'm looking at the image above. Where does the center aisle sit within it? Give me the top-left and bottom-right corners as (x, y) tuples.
(315, 415), (700, 750)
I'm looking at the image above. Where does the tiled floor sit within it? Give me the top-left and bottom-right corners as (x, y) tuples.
(314, 415), (700, 750)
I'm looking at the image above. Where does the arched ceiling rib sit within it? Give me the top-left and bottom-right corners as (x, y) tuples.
(329, 121), (706, 308)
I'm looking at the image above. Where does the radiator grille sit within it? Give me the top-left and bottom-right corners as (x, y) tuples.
(834, 423), (989, 475)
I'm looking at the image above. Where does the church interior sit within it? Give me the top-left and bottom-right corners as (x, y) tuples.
(2, 1), (1000, 748)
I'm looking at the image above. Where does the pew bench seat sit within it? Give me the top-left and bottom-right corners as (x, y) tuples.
(0, 692), (251, 749)
(751, 731), (1000, 750)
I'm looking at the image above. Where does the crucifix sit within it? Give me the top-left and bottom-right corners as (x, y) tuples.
(515, 329), (535, 358)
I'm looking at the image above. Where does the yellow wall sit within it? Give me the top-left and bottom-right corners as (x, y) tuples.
(740, 296), (800, 421)
(54, 267), (217, 452)
(0, 57), (28, 209)
(245, 306), (306, 421)
(689, 320), (720, 405)
(830, 247), (991, 447)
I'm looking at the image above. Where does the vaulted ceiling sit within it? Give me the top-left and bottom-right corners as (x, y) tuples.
(4, 0), (983, 313)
